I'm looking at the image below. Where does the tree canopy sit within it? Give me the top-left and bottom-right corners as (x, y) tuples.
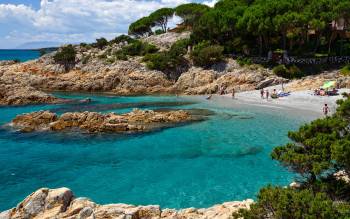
(149, 8), (174, 32)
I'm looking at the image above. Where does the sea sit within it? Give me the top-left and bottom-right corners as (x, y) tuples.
(0, 93), (315, 211)
(0, 50), (41, 62)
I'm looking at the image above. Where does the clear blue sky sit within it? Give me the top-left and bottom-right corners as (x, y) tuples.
(0, 0), (215, 49)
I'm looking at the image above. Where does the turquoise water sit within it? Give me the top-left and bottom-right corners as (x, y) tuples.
(0, 50), (40, 62)
(0, 94), (314, 211)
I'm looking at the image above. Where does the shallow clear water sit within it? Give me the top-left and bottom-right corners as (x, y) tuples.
(0, 93), (314, 211)
(0, 50), (40, 62)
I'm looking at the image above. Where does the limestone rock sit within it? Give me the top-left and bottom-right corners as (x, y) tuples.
(1, 187), (253, 219)
(9, 109), (194, 134)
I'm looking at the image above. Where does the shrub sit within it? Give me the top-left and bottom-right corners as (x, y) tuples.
(273, 64), (304, 79)
(191, 42), (224, 67)
(143, 39), (190, 70)
(273, 64), (289, 78)
(169, 39), (190, 57)
(122, 41), (158, 56)
(340, 64), (350, 76)
(93, 38), (108, 49)
(155, 29), (165, 35)
(114, 51), (128, 61)
(236, 57), (252, 66)
(110, 35), (135, 45)
(143, 52), (170, 71)
(53, 44), (76, 72)
(234, 186), (343, 219)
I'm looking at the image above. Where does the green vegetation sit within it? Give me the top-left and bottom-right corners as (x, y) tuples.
(234, 186), (342, 219)
(53, 44), (76, 72)
(191, 42), (224, 68)
(236, 57), (252, 66)
(175, 3), (209, 28)
(340, 64), (350, 76)
(273, 64), (304, 79)
(93, 38), (108, 49)
(235, 95), (350, 218)
(143, 39), (190, 80)
(128, 8), (174, 37)
(111, 40), (158, 61)
(149, 8), (174, 33)
(128, 17), (154, 37)
(110, 35), (136, 45)
(130, 0), (350, 57)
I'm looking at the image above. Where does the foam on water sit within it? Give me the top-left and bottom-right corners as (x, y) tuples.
(0, 93), (315, 210)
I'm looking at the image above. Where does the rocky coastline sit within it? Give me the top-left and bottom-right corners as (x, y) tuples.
(0, 188), (253, 219)
(1, 32), (349, 106)
(9, 109), (197, 133)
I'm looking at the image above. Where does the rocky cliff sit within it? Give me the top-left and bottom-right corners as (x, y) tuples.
(0, 188), (253, 219)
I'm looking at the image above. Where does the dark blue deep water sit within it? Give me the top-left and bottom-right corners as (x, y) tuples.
(0, 93), (315, 211)
(0, 50), (40, 62)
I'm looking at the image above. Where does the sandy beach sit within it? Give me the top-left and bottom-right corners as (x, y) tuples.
(215, 86), (350, 116)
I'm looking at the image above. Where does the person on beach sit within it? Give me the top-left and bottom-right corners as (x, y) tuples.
(266, 90), (269, 100)
(323, 104), (330, 117)
(260, 89), (264, 99)
(232, 88), (235, 99)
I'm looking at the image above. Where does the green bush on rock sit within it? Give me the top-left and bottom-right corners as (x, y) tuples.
(93, 38), (108, 49)
(234, 186), (342, 219)
(273, 64), (303, 79)
(340, 64), (350, 76)
(191, 42), (224, 68)
(142, 39), (190, 80)
(53, 45), (76, 72)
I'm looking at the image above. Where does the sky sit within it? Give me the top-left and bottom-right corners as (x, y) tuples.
(0, 0), (217, 49)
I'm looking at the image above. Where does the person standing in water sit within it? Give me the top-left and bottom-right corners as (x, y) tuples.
(232, 88), (235, 99)
(266, 90), (269, 100)
(260, 89), (264, 99)
(323, 104), (330, 117)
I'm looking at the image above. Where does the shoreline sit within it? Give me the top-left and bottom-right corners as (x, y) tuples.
(215, 88), (349, 117)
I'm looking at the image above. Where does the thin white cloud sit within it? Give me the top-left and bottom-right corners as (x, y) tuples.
(0, 0), (191, 48)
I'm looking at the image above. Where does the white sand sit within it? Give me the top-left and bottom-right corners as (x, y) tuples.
(219, 88), (350, 116)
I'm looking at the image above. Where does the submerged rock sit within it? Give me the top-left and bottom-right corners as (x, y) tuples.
(9, 109), (197, 133)
(1, 187), (253, 219)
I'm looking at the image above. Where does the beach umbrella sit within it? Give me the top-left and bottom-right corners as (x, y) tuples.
(322, 81), (336, 89)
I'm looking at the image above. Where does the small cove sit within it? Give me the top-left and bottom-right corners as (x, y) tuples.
(0, 93), (316, 211)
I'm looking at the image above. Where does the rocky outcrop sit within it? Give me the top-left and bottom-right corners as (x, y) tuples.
(285, 70), (349, 91)
(174, 63), (283, 94)
(10, 109), (195, 133)
(142, 32), (191, 51)
(0, 187), (253, 219)
(0, 82), (63, 106)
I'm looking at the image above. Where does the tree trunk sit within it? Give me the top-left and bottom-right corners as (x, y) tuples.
(282, 31), (287, 50)
(259, 35), (263, 57)
(313, 33), (320, 53)
(328, 31), (336, 55)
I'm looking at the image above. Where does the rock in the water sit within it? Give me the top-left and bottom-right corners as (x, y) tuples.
(1, 187), (253, 219)
(0, 83), (63, 106)
(10, 109), (195, 133)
